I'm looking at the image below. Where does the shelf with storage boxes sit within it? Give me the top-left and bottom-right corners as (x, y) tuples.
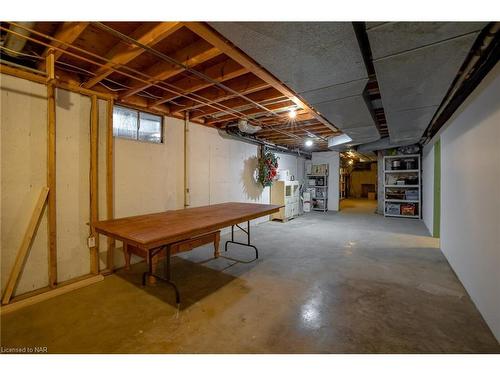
(383, 154), (421, 218)
(271, 180), (300, 221)
(339, 167), (348, 200)
(307, 163), (328, 212)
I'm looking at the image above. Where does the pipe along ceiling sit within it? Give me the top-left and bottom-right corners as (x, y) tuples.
(366, 22), (486, 145)
(209, 22), (380, 147)
(210, 22), (489, 151)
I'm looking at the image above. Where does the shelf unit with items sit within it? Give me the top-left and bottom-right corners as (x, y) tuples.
(271, 180), (300, 222)
(307, 168), (328, 212)
(339, 167), (348, 200)
(383, 154), (421, 219)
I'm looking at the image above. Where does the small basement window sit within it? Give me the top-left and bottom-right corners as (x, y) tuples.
(113, 105), (163, 144)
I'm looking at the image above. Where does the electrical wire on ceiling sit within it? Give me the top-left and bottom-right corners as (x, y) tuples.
(1, 21), (329, 148)
(2, 22), (264, 123)
(92, 22), (283, 119)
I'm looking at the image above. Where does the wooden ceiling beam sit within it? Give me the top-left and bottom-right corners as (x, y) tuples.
(170, 74), (269, 113)
(82, 22), (182, 89)
(149, 59), (247, 107)
(120, 39), (222, 99)
(206, 99), (295, 125)
(191, 87), (284, 120)
(183, 22), (337, 132)
(257, 125), (333, 136)
(37, 22), (89, 69)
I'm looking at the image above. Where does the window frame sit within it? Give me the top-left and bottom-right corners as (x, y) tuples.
(113, 105), (164, 144)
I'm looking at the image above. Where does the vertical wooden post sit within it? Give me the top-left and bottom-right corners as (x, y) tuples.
(184, 111), (190, 208)
(47, 83), (57, 288)
(106, 99), (115, 271)
(90, 95), (99, 274)
(46, 50), (55, 83)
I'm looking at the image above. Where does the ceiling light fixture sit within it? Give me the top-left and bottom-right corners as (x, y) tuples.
(289, 109), (297, 119)
(305, 139), (313, 147)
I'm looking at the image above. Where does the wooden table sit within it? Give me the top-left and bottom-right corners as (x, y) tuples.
(93, 202), (281, 304)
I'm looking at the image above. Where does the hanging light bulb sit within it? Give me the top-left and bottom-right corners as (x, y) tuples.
(305, 139), (313, 147)
(288, 109), (297, 119)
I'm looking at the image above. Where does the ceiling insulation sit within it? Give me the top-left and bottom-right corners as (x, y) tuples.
(209, 22), (380, 146)
(367, 22), (486, 144)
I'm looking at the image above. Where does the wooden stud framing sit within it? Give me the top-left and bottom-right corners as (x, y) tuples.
(37, 22), (90, 69)
(106, 99), (115, 271)
(46, 51), (55, 83)
(47, 83), (57, 288)
(1, 275), (104, 315)
(0, 64), (115, 100)
(1, 187), (49, 305)
(90, 95), (100, 274)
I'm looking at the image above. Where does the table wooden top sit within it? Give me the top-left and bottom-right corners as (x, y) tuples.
(93, 202), (281, 249)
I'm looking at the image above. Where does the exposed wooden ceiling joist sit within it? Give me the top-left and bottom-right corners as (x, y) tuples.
(37, 22), (89, 69)
(150, 59), (247, 107)
(170, 74), (270, 113)
(190, 86), (284, 120)
(183, 22), (337, 133)
(120, 38), (222, 99)
(82, 22), (182, 89)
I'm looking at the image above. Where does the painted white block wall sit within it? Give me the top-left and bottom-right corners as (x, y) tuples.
(422, 143), (434, 236)
(1, 74), (49, 295)
(438, 62), (500, 341)
(187, 124), (271, 226)
(311, 151), (340, 211)
(1, 73), (305, 297)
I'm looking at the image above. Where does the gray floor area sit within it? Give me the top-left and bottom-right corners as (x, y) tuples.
(1, 199), (499, 353)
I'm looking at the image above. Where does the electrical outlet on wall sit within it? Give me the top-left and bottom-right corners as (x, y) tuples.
(87, 236), (96, 248)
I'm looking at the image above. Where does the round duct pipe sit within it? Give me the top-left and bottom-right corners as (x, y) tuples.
(4, 22), (35, 57)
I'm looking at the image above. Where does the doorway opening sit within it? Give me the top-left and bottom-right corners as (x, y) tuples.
(339, 153), (378, 212)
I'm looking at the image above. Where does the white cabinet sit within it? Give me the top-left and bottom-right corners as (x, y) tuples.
(271, 180), (300, 221)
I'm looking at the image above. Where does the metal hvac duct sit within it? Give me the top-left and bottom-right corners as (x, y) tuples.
(356, 137), (417, 153)
(3, 22), (35, 57)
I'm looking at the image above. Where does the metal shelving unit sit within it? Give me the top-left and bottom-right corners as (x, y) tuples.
(307, 173), (328, 212)
(383, 154), (421, 219)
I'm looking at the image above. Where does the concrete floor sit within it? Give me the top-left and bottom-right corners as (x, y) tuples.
(1, 199), (499, 353)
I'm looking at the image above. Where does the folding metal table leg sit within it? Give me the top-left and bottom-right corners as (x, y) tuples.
(224, 220), (259, 259)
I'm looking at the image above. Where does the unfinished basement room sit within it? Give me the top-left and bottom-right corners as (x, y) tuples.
(1, 2), (500, 368)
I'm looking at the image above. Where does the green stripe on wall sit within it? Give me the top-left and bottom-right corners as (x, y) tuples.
(433, 139), (441, 238)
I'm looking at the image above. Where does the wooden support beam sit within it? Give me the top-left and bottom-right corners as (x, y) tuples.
(150, 59), (246, 107)
(1, 274), (104, 314)
(90, 96), (100, 274)
(0, 63), (115, 100)
(37, 22), (89, 69)
(83, 22), (182, 89)
(46, 51), (55, 83)
(206, 99), (295, 125)
(1, 187), (49, 305)
(170, 74), (270, 113)
(120, 39), (223, 99)
(191, 87), (285, 120)
(183, 22), (337, 132)
(106, 99), (115, 271)
(47, 83), (57, 288)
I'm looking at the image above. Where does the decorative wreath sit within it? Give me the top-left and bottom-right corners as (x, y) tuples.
(257, 151), (279, 188)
